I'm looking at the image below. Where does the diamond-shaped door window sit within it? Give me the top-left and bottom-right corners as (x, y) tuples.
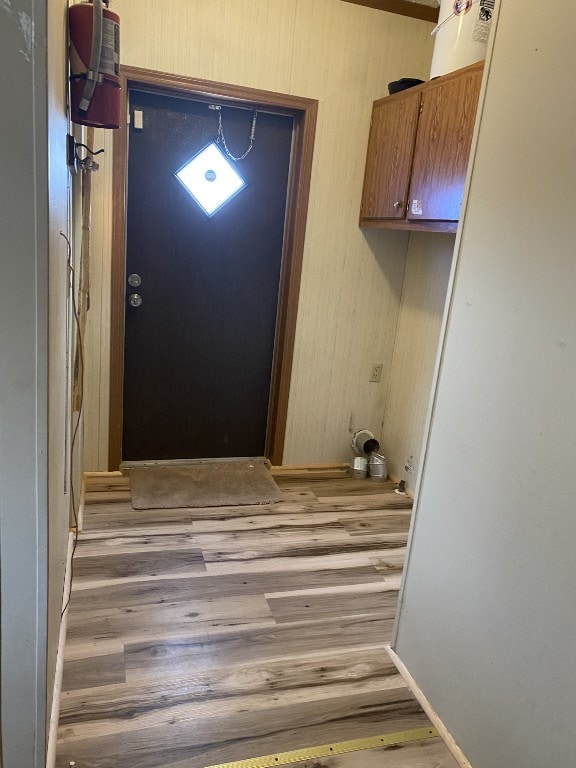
(174, 142), (246, 217)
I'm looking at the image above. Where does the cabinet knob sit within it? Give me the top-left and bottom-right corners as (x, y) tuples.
(393, 200), (404, 208)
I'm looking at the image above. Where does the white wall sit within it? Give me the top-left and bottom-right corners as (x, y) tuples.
(0, 0), (71, 764)
(394, 2), (576, 766)
(83, 0), (435, 469)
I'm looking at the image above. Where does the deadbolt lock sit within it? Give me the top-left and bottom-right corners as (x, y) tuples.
(128, 293), (143, 308)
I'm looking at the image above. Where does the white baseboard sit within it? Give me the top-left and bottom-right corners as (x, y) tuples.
(46, 531), (74, 768)
(385, 645), (473, 768)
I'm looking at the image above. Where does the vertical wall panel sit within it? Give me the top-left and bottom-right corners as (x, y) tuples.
(395, 2), (576, 766)
(0, 0), (70, 763)
(83, 0), (435, 468)
(83, 130), (113, 471)
(382, 232), (454, 487)
(46, 0), (73, 723)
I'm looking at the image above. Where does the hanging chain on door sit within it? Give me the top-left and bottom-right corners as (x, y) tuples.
(211, 105), (258, 161)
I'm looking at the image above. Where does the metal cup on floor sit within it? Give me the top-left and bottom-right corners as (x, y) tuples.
(368, 452), (388, 481)
(350, 456), (368, 479)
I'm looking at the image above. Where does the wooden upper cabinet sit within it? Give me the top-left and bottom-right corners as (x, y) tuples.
(408, 64), (483, 223)
(359, 61), (483, 232)
(360, 91), (420, 220)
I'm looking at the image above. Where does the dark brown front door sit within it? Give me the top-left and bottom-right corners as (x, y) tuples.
(122, 90), (293, 461)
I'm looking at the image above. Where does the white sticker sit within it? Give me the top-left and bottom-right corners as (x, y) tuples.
(472, 0), (494, 44)
(411, 199), (423, 216)
(99, 18), (120, 77)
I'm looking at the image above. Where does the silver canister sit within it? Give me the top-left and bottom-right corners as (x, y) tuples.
(350, 455), (368, 479)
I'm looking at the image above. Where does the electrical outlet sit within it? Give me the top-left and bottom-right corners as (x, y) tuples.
(369, 364), (383, 383)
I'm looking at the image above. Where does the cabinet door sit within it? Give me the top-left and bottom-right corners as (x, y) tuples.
(407, 66), (482, 222)
(360, 91), (421, 220)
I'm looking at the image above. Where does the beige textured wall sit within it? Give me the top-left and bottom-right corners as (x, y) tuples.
(83, 0), (435, 469)
(83, 132), (113, 471)
(381, 232), (454, 488)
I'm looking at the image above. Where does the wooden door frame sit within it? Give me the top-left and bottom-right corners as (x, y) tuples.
(108, 67), (318, 470)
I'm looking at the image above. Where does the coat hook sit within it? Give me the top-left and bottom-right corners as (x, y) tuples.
(66, 133), (104, 174)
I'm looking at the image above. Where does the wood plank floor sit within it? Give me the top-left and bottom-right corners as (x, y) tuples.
(56, 470), (458, 768)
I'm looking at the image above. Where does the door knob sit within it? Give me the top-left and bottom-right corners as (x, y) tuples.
(128, 293), (143, 308)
